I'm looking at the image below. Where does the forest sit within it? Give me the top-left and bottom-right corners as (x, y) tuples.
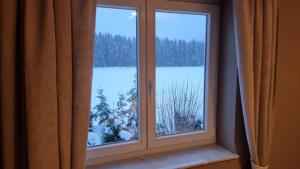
(93, 32), (206, 67)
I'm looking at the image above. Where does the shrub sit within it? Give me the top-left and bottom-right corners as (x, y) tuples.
(156, 81), (203, 136)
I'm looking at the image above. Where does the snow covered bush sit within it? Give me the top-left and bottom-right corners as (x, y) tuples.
(88, 78), (138, 146)
(156, 82), (203, 136)
(87, 76), (204, 146)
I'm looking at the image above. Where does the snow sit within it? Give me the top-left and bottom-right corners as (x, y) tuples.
(91, 66), (205, 121)
(92, 125), (105, 139)
(88, 66), (205, 146)
(114, 118), (123, 126)
(91, 67), (136, 109)
(119, 130), (132, 140)
(88, 130), (102, 146)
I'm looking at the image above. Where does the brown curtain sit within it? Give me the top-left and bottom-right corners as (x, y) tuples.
(0, 0), (96, 169)
(233, 0), (279, 169)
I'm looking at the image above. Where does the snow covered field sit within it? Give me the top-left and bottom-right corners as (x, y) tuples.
(91, 66), (205, 119)
(91, 67), (136, 109)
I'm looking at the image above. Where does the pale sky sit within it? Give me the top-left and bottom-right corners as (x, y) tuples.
(95, 7), (207, 42)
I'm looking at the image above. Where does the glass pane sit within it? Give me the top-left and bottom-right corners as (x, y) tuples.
(155, 12), (207, 137)
(88, 7), (138, 147)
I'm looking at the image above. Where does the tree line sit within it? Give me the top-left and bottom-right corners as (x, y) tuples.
(94, 33), (206, 67)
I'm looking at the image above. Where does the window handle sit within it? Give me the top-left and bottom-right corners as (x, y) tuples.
(148, 81), (154, 102)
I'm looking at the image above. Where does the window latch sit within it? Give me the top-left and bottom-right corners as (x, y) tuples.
(148, 81), (154, 102)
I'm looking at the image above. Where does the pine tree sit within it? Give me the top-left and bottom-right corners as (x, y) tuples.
(102, 115), (124, 143)
(127, 75), (137, 103)
(116, 93), (127, 116)
(93, 32), (205, 67)
(93, 89), (111, 124)
(103, 125), (123, 143)
(89, 111), (97, 132)
(126, 75), (138, 139)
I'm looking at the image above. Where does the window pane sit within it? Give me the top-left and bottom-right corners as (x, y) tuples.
(155, 12), (207, 137)
(88, 7), (139, 147)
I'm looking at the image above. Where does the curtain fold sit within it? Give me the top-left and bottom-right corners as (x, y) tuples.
(233, 0), (279, 169)
(0, 0), (96, 168)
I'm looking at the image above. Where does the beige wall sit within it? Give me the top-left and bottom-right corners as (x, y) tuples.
(213, 0), (300, 168)
(269, 0), (300, 169)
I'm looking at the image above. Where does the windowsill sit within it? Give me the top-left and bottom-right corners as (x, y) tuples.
(86, 144), (239, 169)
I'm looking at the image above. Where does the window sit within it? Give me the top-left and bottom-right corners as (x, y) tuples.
(87, 0), (219, 163)
(89, 7), (139, 147)
(155, 12), (207, 137)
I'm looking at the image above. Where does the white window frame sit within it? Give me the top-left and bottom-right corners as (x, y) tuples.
(86, 0), (147, 160)
(147, 0), (219, 148)
(86, 0), (219, 165)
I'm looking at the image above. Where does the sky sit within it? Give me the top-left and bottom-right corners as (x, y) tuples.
(95, 7), (207, 42)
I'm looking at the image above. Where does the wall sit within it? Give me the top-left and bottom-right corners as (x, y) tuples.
(217, 0), (300, 168)
(269, 0), (300, 169)
(215, 0), (300, 168)
(197, 0), (250, 168)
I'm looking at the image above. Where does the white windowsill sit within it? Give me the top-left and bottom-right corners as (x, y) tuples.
(86, 144), (239, 169)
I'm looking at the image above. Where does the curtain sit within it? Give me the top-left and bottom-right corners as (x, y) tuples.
(233, 0), (279, 169)
(0, 0), (96, 169)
